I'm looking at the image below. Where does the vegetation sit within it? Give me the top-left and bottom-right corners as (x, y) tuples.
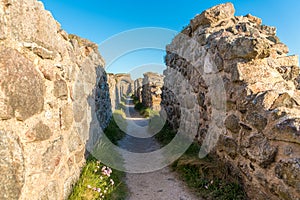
(68, 156), (127, 200)
(132, 95), (159, 118)
(132, 95), (139, 105)
(121, 95), (127, 103)
(117, 101), (127, 111)
(68, 110), (128, 200)
(155, 123), (247, 200)
(105, 109), (127, 145)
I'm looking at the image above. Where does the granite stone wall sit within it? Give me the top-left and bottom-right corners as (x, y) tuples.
(141, 72), (164, 111)
(0, 0), (112, 199)
(115, 73), (133, 102)
(134, 78), (143, 103)
(107, 73), (117, 111)
(162, 3), (300, 199)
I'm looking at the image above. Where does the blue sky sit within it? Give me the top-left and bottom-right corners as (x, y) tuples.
(41, 0), (300, 79)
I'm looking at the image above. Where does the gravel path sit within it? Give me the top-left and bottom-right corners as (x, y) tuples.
(117, 98), (199, 200)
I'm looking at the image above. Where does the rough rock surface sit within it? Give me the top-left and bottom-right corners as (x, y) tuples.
(162, 3), (300, 199)
(116, 73), (133, 98)
(134, 78), (143, 103)
(0, 0), (111, 199)
(107, 73), (117, 111)
(141, 72), (164, 110)
(108, 73), (133, 109)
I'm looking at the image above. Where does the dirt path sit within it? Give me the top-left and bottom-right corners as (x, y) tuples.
(117, 98), (199, 200)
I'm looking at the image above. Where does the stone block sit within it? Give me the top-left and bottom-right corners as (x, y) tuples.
(26, 121), (52, 142)
(245, 112), (267, 132)
(0, 130), (24, 200)
(0, 48), (44, 121)
(67, 131), (83, 152)
(60, 104), (74, 130)
(54, 79), (68, 100)
(225, 114), (240, 133)
(245, 135), (277, 168)
(42, 138), (63, 174)
(275, 158), (300, 192)
(190, 3), (235, 30)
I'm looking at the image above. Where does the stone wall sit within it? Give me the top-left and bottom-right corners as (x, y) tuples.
(115, 73), (133, 101)
(134, 78), (143, 102)
(108, 73), (117, 111)
(162, 3), (300, 199)
(107, 73), (133, 110)
(142, 72), (164, 110)
(0, 0), (112, 199)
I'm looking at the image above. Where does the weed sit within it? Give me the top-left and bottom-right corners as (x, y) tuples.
(68, 156), (127, 200)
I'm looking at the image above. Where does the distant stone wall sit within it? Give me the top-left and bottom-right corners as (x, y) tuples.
(108, 73), (117, 111)
(96, 69), (112, 130)
(134, 78), (143, 102)
(107, 73), (133, 110)
(115, 73), (133, 101)
(162, 3), (300, 199)
(142, 72), (164, 110)
(0, 0), (111, 199)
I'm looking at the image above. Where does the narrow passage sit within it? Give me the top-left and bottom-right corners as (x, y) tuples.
(117, 98), (199, 200)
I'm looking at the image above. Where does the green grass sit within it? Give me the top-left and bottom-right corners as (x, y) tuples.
(132, 95), (139, 105)
(117, 101), (127, 111)
(68, 156), (127, 200)
(155, 123), (248, 200)
(68, 110), (128, 200)
(121, 96), (127, 103)
(131, 95), (166, 133)
(133, 100), (159, 118)
(105, 110), (127, 144)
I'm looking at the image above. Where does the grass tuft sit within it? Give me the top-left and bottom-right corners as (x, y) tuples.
(68, 156), (126, 200)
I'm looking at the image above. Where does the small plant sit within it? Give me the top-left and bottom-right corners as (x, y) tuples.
(117, 101), (127, 111)
(68, 157), (126, 200)
(133, 101), (158, 118)
(132, 95), (139, 105)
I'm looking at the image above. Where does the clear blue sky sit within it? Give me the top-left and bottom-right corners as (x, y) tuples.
(41, 0), (300, 79)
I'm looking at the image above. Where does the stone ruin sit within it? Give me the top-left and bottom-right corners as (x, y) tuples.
(162, 3), (300, 199)
(107, 73), (133, 110)
(107, 73), (117, 111)
(0, 0), (112, 199)
(134, 78), (143, 103)
(1, 0), (300, 199)
(141, 72), (164, 111)
(115, 73), (133, 99)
